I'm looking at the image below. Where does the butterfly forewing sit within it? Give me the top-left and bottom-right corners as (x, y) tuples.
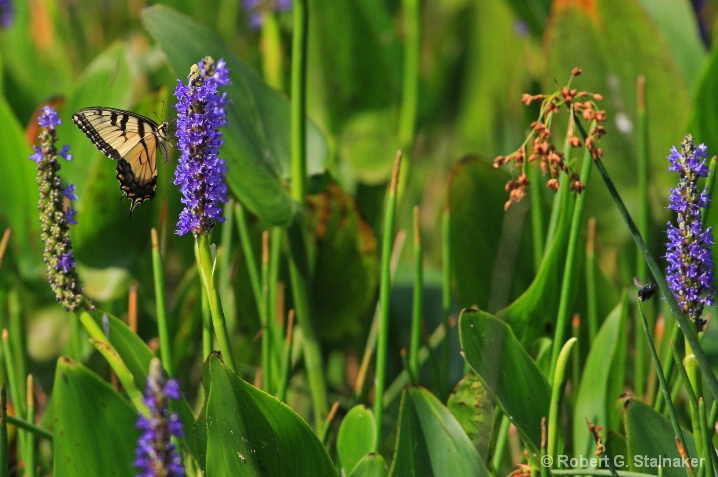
(72, 107), (171, 213)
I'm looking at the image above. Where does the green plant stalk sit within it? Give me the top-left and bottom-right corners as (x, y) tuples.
(684, 354), (703, 457)
(528, 164), (545, 273)
(151, 228), (173, 376)
(235, 202), (263, 312)
(548, 145), (593, 382)
(260, 11), (285, 91)
(699, 399), (714, 477)
(547, 338), (577, 460)
(5, 415), (51, 441)
(586, 218), (598, 342)
(409, 206), (423, 383)
(398, 0), (420, 149)
(219, 200), (237, 329)
(574, 116), (718, 408)
(268, 226), (284, 354)
(25, 375), (34, 477)
(670, 342), (703, 466)
(637, 304), (691, 467)
(571, 315), (581, 405)
(201, 282), (212, 363)
(290, 0), (308, 202)
(654, 322), (680, 412)
(634, 76), (649, 398)
(195, 234), (236, 372)
(261, 231), (272, 394)
(276, 310), (294, 402)
(287, 220), (328, 429)
(441, 207), (452, 385)
(1, 330), (24, 420)
(0, 384), (7, 477)
(669, 342), (699, 417)
(6, 293), (25, 408)
(374, 152), (402, 449)
(701, 157), (717, 227)
(491, 415), (511, 472)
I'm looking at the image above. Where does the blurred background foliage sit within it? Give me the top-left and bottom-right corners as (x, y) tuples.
(2, 0), (718, 444)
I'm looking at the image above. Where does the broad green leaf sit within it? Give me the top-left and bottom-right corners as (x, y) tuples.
(389, 386), (487, 477)
(204, 354), (338, 476)
(447, 155), (534, 316)
(624, 398), (698, 477)
(0, 96), (41, 275)
(53, 357), (138, 477)
(572, 296), (628, 460)
(337, 405), (376, 476)
(142, 5), (330, 226)
(459, 308), (550, 452)
(308, 183), (378, 341)
(447, 371), (495, 460)
(351, 453), (389, 477)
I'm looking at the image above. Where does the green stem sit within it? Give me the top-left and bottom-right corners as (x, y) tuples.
(585, 218), (598, 342)
(151, 228), (172, 376)
(195, 234), (236, 372)
(0, 384), (7, 477)
(547, 338), (576, 460)
(374, 152), (402, 449)
(235, 202), (263, 312)
(409, 206), (423, 383)
(261, 231), (271, 394)
(528, 164), (545, 272)
(398, 0), (420, 149)
(260, 11), (285, 91)
(5, 415), (51, 442)
(290, 0), (308, 202)
(201, 282), (212, 363)
(442, 207), (452, 387)
(25, 375), (35, 477)
(548, 145), (593, 382)
(276, 310), (295, 402)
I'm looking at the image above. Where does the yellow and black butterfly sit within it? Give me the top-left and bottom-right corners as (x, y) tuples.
(72, 107), (171, 213)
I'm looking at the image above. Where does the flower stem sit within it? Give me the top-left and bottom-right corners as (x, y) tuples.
(290, 0), (308, 202)
(409, 206), (423, 383)
(398, 0), (420, 149)
(195, 234), (236, 372)
(151, 228), (172, 376)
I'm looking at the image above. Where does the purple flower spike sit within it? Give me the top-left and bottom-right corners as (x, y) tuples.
(665, 134), (715, 330)
(243, 0), (292, 29)
(134, 359), (185, 477)
(173, 56), (230, 236)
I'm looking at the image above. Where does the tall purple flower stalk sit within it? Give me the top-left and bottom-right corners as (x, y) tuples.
(243, 0), (292, 29)
(174, 56), (230, 236)
(30, 106), (90, 312)
(135, 359), (185, 477)
(665, 134), (715, 330)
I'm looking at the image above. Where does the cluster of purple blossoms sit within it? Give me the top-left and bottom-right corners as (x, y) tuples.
(665, 134), (715, 330)
(0, 0), (13, 28)
(243, 0), (292, 29)
(30, 106), (90, 312)
(173, 56), (230, 236)
(135, 359), (185, 477)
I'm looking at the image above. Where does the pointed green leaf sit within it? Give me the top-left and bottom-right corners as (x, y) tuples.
(389, 386), (487, 477)
(53, 357), (138, 477)
(351, 453), (389, 477)
(573, 296), (627, 459)
(142, 5), (329, 225)
(337, 405), (376, 475)
(459, 308), (550, 452)
(624, 398), (698, 477)
(204, 354), (338, 476)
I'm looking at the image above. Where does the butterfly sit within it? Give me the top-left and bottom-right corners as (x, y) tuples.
(72, 107), (171, 214)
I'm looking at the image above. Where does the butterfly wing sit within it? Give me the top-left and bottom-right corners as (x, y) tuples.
(72, 107), (170, 212)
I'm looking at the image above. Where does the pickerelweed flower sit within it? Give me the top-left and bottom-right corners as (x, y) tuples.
(30, 106), (91, 312)
(665, 134), (715, 331)
(135, 358), (185, 477)
(174, 56), (230, 236)
(243, 0), (292, 29)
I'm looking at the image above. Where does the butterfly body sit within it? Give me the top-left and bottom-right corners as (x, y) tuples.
(72, 107), (170, 213)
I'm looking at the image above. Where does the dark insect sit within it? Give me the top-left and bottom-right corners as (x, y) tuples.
(633, 277), (657, 302)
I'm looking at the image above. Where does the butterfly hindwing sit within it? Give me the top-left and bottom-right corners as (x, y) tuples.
(72, 107), (170, 213)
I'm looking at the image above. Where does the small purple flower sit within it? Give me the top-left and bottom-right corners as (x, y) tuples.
(173, 57), (230, 236)
(243, 0), (292, 29)
(665, 134), (715, 330)
(30, 105), (90, 312)
(135, 359), (185, 477)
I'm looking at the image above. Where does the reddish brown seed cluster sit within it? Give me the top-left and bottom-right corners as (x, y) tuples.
(493, 68), (607, 210)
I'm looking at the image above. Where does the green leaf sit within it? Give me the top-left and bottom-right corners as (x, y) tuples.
(0, 96), (41, 275)
(459, 308), (550, 452)
(389, 386), (487, 477)
(572, 295), (628, 460)
(52, 357), (138, 477)
(142, 5), (329, 226)
(203, 354), (338, 476)
(309, 183), (378, 341)
(447, 371), (495, 460)
(624, 398), (698, 477)
(337, 405), (376, 476)
(351, 453), (389, 477)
